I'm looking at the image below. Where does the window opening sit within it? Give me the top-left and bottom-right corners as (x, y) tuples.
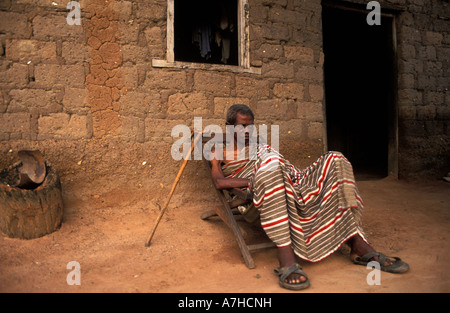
(174, 0), (238, 66)
(153, 0), (259, 74)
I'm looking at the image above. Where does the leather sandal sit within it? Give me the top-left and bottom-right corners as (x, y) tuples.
(352, 252), (409, 273)
(274, 263), (310, 290)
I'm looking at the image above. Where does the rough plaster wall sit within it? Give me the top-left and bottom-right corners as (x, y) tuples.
(0, 0), (448, 199)
(0, 0), (324, 200)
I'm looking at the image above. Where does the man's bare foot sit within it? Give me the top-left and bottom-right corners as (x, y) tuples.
(348, 234), (395, 267)
(277, 246), (307, 285)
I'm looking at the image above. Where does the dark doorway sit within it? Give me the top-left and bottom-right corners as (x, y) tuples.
(322, 2), (397, 179)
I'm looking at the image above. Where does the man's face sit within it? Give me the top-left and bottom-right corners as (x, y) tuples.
(233, 112), (254, 146)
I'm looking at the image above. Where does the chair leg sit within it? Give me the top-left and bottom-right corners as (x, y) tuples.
(202, 191), (255, 269)
(201, 158), (256, 269)
(247, 242), (276, 251)
(201, 209), (249, 239)
(200, 210), (217, 220)
(200, 209), (240, 221)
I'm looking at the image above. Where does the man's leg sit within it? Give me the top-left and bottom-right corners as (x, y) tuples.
(277, 246), (307, 284)
(348, 234), (376, 258)
(347, 234), (396, 267)
(252, 150), (307, 286)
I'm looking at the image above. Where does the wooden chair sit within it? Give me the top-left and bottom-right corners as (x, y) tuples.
(199, 133), (275, 269)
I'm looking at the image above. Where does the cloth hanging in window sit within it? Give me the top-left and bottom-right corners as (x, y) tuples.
(192, 24), (212, 60)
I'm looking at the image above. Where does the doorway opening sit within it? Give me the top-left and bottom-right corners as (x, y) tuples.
(322, 2), (398, 179)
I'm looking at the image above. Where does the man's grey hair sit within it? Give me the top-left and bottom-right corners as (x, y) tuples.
(226, 104), (254, 125)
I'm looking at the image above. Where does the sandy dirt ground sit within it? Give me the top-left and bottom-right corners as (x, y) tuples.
(1, 173), (449, 294)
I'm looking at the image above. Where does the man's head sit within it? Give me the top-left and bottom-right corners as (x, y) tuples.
(226, 104), (254, 126)
(226, 104), (255, 146)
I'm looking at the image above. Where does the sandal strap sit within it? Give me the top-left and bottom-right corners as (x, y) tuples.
(358, 252), (381, 263)
(359, 252), (402, 266)
(353, 252), (409, 273)
(277, 264), (308, 281)
(378, 253), (402, 266)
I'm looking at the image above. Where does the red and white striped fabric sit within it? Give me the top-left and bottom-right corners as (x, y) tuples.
(221, 145), (368, 263)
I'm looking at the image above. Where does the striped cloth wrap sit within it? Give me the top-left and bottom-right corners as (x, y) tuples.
(221, 144), (368, 262)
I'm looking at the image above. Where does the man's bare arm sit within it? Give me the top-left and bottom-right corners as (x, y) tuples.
(210, 156), (249, 190)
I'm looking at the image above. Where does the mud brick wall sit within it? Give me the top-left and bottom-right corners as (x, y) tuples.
(393, 0), (449, 177)
(0, 0), (449, 200)
(0, 0), (325, 198)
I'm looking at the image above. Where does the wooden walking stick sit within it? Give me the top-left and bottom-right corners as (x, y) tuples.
(145, 131), (203, 247)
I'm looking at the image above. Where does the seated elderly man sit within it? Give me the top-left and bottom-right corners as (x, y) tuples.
(209, 104), (408, 290)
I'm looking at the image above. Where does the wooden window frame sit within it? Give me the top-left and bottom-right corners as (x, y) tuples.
(152, 0), (261, 74)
